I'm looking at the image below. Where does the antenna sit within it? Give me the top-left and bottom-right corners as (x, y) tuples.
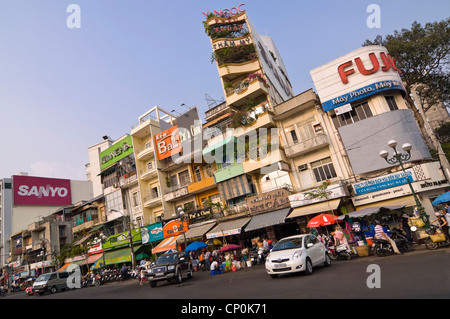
(205, 94), (224, 109)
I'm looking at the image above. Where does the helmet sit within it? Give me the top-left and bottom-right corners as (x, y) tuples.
(435, 212), (441, 217)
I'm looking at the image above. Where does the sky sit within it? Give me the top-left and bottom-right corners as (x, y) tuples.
(0, 0), (449, 181)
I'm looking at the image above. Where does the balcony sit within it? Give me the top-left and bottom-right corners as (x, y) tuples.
(284, 133), (329, 158)
(225, 78), (269, 107)
(242, 148), (289, 175)
(164, 178), (192, 202)
(214, 163), (245, 183)
(188, 169), (216, 194)
(136, 142), (155, 161)
(140, 161), (158, 180)
(143, 189), (161, 208)
(218, 59), (260, 79)
(119, 171), (138, 188)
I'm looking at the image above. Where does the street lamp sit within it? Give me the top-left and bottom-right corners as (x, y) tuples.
(174, 207), (187, 251)
(379, 140), (429, 228)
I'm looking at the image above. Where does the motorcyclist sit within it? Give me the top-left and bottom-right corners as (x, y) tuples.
(375, 220), (401, 255)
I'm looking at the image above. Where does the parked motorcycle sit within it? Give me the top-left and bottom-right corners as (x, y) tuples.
(372, 230), (413, 257)
(327, 237), (352, 260)
(417, 225), (450, 250)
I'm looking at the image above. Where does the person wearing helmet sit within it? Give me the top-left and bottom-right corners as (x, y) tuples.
(431, 211), (449, 242)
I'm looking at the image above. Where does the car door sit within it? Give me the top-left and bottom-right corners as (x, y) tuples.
(306, 235), (322, 265)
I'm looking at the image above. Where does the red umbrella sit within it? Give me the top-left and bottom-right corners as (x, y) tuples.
(218, 244), (241, 252)
(307, 213), (339, 228)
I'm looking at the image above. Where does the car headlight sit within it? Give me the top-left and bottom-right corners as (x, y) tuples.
(168, 265), (175, 270)
(293, 250), (303, 259)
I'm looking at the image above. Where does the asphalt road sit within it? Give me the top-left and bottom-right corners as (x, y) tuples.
(3, 246), (449, 314)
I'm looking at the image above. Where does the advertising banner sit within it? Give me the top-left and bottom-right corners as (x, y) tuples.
(141, 222), (164, 244)
(310, 45), (405, 112)
(154, 126), (182, 160)
(163, 219), (189, 238)
(13, 175), (72, 206)
(99, 135), (133, 170)
(102, 228), (141, 251)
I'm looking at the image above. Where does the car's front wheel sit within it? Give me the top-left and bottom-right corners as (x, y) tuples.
(304, 258), (313, 275)
(175, 271), (182, 284)
(323, 253), (331, 267)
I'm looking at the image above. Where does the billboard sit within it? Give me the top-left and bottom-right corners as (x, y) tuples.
(99, 135), (133, 170)
(154, 126), (182, 161)
(310, 46), (405, 112)
(13, 175), (72, 206)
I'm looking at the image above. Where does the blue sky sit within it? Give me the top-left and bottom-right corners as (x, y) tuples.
(0, 0), (448, 181)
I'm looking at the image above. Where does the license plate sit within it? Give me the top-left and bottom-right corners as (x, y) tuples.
(250, 258), (254, 261)
(155, 272), (164, 276)
(274, 263), (287, 268)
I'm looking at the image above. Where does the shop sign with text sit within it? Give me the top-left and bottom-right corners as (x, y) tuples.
(155, 126), (182, 160)
(163, 219), (189, 238)
(247, 188), (291, 214)
(13, 175), (72, 206)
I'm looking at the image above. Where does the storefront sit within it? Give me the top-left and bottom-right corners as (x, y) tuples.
(244, 208), (297, 242)
(205, 217), (251, 246)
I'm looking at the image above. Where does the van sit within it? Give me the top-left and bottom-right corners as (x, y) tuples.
(32, 271), (70, 295)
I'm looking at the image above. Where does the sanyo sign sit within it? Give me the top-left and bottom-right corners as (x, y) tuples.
(310, 46), (406, 112)
(13, 175), (72, 206)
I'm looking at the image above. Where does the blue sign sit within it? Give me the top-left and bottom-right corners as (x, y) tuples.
(322, 80), (405, 112)
(141, 222), (164, 244)
(352, 170), (414, 195)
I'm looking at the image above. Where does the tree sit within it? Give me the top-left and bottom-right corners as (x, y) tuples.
(363, 18), (450, 148)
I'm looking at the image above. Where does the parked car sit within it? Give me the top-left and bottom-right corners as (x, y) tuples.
(147, 251), (193, 288)
(32, 271), (70, 295)
(265, 234), (331, 278)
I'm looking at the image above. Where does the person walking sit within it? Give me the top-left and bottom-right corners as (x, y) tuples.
(140, 268), (147, 285)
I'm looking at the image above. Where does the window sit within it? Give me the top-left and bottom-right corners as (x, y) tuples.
(311, 157), (337, 182)
(385, 96), (398, 111)
(178, 170), (191, 186)
(194, 166), (202, 182)
(169, 175), (178, 187)
(330, 101), (373, 129)
(297, 122), (314, 141)
(132, 192), (140, 207)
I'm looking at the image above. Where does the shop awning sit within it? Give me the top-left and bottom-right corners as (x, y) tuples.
(81, 253), (103, 265)
(287, 199), (341, 219)
(152, 236), (181, 254)
(73, 233), (95, 246)
(103, 247), (133, 265)
(244, 208), (292, 232)
(206, 217), (251, 239)
(337, 205), (405, 220)
(202, 136), (236, 155)
(176, 222), (217, 243)
(58, 262), (73, 271)
(354, 195), (416, 210)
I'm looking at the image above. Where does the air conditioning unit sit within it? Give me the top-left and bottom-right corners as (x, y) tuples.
(298, 164), (308, 171)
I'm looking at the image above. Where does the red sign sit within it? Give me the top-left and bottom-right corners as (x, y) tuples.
(13, 175), (72, 206)
(202, 3), (245, 19)
(338, 51), (401, 84)
(163, 219), (189, 238)
(155, 126), (182, 161)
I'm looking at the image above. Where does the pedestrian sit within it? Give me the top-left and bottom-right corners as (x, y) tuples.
(375, 220), (401, 254)
(444, 204), (450, 235)
(140, 267), (147, 285)
(205, 250), (211, 271)
(431, 211), (449, 241)
(401, 212), (414, 243)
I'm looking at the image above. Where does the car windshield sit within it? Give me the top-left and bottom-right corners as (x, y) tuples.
(272, 237), (303, 251)
(36, 274), (51, 282)
(155, 253), (178, 265)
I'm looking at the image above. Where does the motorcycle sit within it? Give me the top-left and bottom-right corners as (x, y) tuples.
(414, 225), (450, 250)
(327, 237), (352, 260)
(372, 230), (413, 257)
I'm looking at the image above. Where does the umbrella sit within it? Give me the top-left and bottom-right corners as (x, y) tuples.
(432, 191), (450, 206)
(185, 241), (208, 252)
(307, 213), (339, 228)
(218, 244), (241, 252)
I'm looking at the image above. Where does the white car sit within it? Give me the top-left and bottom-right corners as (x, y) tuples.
(265, 234), (331, 278)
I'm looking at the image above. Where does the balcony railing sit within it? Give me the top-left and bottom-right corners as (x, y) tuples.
(284, 133), (329, 158)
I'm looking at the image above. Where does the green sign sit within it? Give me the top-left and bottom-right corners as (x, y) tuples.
(99, 135), (134, 170)
(102, 228), (141, 251)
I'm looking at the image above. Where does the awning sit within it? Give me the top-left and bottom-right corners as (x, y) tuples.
(81, 253), (103, 265)
(244, 208), (292, 232)
(73, 233), (94, 246)
(202, 136), (236, 155)
(88, 224), (106, 233)
(337, 205), (405, 220)
(176, 222), (217, 243)
(354, 195), (416, 210)
(206, 217), (251, 239)
(103, 247), (133, 265)
(58, 263), (73, 271)
(287, 199), (341, 219)
(152, 236), (181, 254)
(217, 175), (253, 201)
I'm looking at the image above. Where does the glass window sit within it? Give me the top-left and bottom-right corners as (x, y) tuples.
(385, 96), (398, 111)
(311, 157), (337, 182)
(194, 166), (202, 182)
(272, 237), (303, 251)
(330, 101), (373, 129)
(178, 170), (191, 186)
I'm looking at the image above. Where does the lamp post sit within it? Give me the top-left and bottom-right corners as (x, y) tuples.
(174, 207), (187, 251)
(379, 140), (429, 228)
